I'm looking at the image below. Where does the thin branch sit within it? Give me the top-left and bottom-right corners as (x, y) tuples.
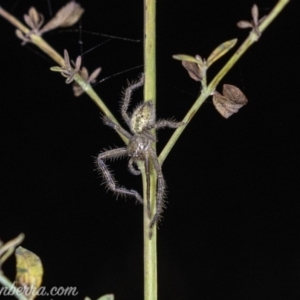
(0, 6), (127, 144)
(158, 0), (289, 164)
(0, 234), (26, 300)
(0, 234), (24, 265)
(0, 275), (29, 300)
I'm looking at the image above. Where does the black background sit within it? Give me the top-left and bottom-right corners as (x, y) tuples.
(0, 1), (299, 299)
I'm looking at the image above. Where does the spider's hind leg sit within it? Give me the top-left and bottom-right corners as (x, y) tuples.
(144, 157), (152, 221)
(149, 150), (166, 229)
(96, 148), (143, 204)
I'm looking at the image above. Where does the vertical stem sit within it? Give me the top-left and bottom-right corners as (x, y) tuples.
(144, 0), (157, 300)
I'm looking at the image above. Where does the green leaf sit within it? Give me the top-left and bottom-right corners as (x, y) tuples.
(207, 38), (238, 67)
(15, 246), (43, 300)
(50, 66), (63, 72)
(173, 54), (201, 63)
(98, 294), (114, 300)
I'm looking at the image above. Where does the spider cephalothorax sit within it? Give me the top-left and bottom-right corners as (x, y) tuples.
(96, 74), (184, 230)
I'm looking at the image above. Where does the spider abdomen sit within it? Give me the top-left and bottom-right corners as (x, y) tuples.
(131, 101), (155, 133)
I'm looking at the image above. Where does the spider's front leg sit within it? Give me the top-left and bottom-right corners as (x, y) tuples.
(96, 148), (143, 204)
(121, 74), (144, 127)
(102, 115), (132, 140)
(154, 119), (186, 130)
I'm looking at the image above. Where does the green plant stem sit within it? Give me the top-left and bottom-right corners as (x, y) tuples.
(158, 0), (289, 164)
(0, 274), (28, 300)
(0, 234), (24, 265)
(144, 0), (157, 299)
(0, 6), (127, 144)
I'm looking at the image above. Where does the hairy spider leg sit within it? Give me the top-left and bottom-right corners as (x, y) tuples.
(154, 119), (186, 130)
(143, 130), (157, 142)
(102, 115), (132, 140)
(97, 148), (143, 204)
(121, 74), (145, 128)
(128, 158), (141, 175)
(144, 155), (151, 220)
(149, 148), (166, 229)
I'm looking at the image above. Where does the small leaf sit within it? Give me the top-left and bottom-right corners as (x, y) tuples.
(29, 7), (39, 24)
(24, 7), (44, 31)
(24, 14), (34, 29)
(251, 4), (259, 26)
(50, 66), (64, 72)
(237, 20), (253, 29)
(29, 7), (43, 28)
(182, 61), (202, 82)
(50, 50), (81, 84)
(89, 67), (102, 83)
(173, 54), (203, 65)
(259, 15), (267, 25)
(15, 29), (28, 43)
(212, 84), (248, 118)
(57, 2), (84, 27)
(84, 295), (114, 300)
(15, 246), (43, 300)
(98, 294), (114, 300)
(79, 67), (89, 81)
(207, 39), (238, 67)
(195, 54), (203, 64)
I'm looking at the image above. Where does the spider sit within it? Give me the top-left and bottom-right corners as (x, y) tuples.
(96, 74), (184, 231)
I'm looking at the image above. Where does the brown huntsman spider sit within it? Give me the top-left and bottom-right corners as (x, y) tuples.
(96, 74), (184, 230)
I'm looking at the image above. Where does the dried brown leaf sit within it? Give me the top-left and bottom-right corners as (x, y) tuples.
(73, 85), (83, 97)
(15, 29), (27, 42)
(79, 67), (89, 81)
(88, 67), (102, 83)
(50, 49), (81, 84)
(252, 4), (259, 26)
(24, 7), (44, 32)
(212, 93), (237, 119)
(182, 61), (202, 82)
(29, 7), (40, 26)
(237, 20), (253, 29)
(222, 84), (248, 105)
(41, 2), (84, 33)
(212, 85), (248, 118)
(258, 15), (267, 25)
